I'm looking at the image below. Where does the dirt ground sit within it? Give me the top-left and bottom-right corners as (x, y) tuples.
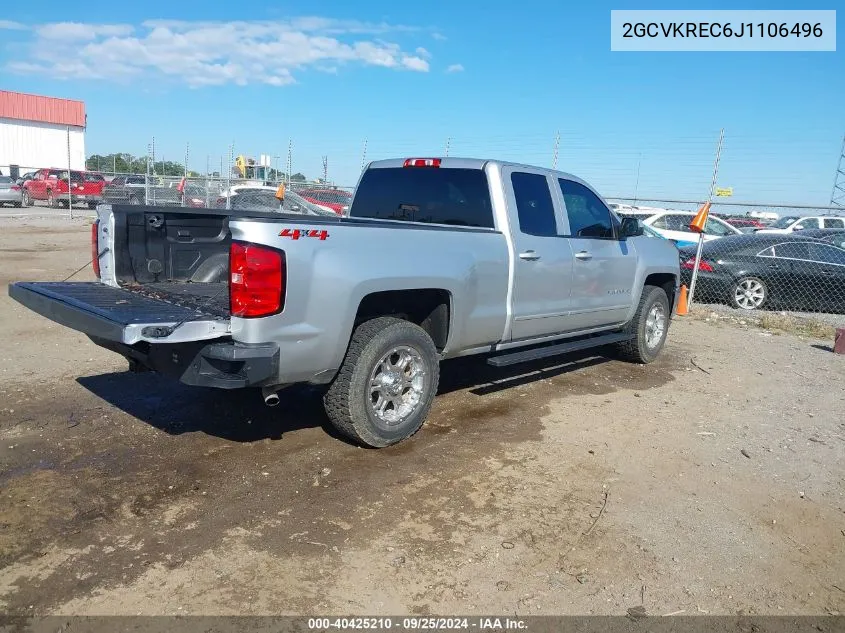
(0, 217), (843, 617)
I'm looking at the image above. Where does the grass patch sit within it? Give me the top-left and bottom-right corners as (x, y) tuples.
(757, 313), (835, 340)
(686, 307), (836, 340)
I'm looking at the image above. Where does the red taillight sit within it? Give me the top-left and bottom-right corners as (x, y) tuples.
(403, 158), (441, 168)
(229, 242), (285, 318)
(91, 221), (101, 279)
(681, 257), (714, 272)
(10, 185), (20, 191)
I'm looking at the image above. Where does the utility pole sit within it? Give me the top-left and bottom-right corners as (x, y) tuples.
(552, 130), (560, 170)
(322, 156), (328, 184)
(184, 142), (189, 177)
(830, 134), (845, 208)
(360, 139), (368, 173)
(286, 139), (292, 186)
(66, 126), (73, 218)
(226, 142), (233, 209)
(687, 128), (725, 311)
(146, 139), (152, 203)
(445, 136), (451, 157)
(633, 153), (642, 205)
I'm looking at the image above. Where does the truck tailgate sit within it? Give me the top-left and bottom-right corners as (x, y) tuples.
(9, 281), (230, 345)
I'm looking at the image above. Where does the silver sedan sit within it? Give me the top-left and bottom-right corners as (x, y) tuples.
(0, 176), (24, 207)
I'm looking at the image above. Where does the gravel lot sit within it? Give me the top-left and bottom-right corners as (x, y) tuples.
(0, 218), (843, 616)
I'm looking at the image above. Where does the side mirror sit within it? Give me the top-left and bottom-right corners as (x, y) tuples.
(620, 217), (643, 239)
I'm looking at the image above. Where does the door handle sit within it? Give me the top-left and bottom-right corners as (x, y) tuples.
(574, 251), (592, 260)
(821, 270), (834, 276)
(519, 250), (540, 261)
(768, 264), (780, 270)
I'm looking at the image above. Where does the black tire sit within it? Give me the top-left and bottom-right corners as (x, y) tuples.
(730, 276), (767, 311)
(20, 190), (30, 207)
(46, 190), (55, 208)
(323, 316), (440, 448)
(12, 201), (22, 208)
(88, 202), (98, 210)
(614, 285), (671, 364)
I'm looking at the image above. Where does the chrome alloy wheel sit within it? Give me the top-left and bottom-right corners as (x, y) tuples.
(368, 346), (426, 425)
(645, 302), (666, 348)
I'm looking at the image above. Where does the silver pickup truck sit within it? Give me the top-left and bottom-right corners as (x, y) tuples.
(9, 157), (680, 447)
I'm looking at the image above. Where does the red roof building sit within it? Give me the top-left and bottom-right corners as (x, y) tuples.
(0, 90), (87, 177)
(0, 90), (86, 128)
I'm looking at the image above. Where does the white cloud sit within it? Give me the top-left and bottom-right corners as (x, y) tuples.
(402, 56), (430, 72)
(0, 20), (27, 30)
(446, 64), (465, 73)
(9, 18), (432, 87)
(35, 22), (134, 40)
(432, 32), (447, 41)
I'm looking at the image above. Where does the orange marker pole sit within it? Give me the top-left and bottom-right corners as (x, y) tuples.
(686, 203), (709, 313)
(687, 129), (725, 311)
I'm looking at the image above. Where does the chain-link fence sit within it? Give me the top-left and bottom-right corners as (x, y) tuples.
(611, 201), (845, 318)
(95, 173), (355, 217)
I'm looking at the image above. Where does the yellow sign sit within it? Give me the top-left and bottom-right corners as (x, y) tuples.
(715, 187), (733, 197)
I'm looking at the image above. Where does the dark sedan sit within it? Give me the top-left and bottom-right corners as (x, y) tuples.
(679, 234), (845, 312)
(789, 228), (845, 250)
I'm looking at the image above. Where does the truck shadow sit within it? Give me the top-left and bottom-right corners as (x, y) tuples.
(76, 349), (616, 444)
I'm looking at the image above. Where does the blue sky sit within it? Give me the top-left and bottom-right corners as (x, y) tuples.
(1, 0), (843, 204)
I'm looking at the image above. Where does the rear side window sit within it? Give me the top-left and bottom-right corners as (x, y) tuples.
(823, 218), (845, 229)
(558, 179), (614, 239)
(773, 242), (810, 260)
(349, 167), (493, 228)
(809, 243), (845, 265)
(511, 172), (557, 237)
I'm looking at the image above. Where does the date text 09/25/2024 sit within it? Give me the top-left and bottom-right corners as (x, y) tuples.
(307, 618), (528, 631)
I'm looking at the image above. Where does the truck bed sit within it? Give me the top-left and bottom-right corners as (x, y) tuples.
(120, 282), (229, 318)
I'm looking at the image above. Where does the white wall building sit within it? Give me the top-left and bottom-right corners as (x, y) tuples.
(0, 90), (86, 179)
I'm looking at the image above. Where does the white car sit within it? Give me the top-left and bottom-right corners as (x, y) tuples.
(754, 215), (845, 234)
(623, 210), (742, 246)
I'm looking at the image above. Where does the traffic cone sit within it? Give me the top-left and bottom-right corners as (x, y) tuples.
(676, 285), (689, 316)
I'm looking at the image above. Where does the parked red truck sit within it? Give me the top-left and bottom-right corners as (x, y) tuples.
(22, 169), (104, 209)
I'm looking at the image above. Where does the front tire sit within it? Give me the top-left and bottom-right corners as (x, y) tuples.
(46, 190), (55, 208)
(614, 285), (670, 364)
(20, 190), (30, 207)
(731, 276), (767, 310)
(323, 316), (440, 448)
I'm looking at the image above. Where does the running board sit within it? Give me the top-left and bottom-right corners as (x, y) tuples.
(487, 332), (633, 367)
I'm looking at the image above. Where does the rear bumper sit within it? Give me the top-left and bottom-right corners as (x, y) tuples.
(92, 337), (280, 389)
(9, 281), (278, 389)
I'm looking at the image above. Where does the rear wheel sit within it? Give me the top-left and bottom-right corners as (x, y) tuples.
(46, 190), (55, 208)
(20, 190), (30, 207)
(323, 316), (440, 448)
(614, 285), (670, 364)
(731, 277), (767, 310)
